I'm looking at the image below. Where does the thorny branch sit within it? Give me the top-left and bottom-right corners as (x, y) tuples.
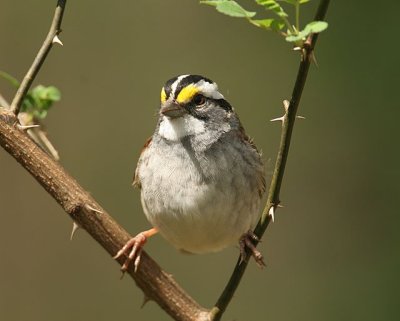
(209, 1), (330, 320)
(0, 1), (330, 321)
(9, 0), (66, 115)
(0, 112), (209, 321)
(1, 1), (208, 321)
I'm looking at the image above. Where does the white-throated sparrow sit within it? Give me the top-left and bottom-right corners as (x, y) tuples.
(114, 75), (266, 271)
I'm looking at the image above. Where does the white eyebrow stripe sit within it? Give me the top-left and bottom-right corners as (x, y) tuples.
(170, 74), (189, 99)
(195, 79), (224, 99)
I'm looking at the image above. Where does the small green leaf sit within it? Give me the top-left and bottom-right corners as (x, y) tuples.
(201, 0), (256, 18)
(200, 0), (221, 5)
(304, 21), (328, 33)
(279, 0), (298, 5)
(39, 86), (61, 102)
(0, 70), (20, 88)
(280, 0), (310, 4)
(21, 85), (61, 119)
(285, 31), (307, 42)
(0, 70), (61, 119)
(285, 21), (328, 42)
(250, 18), (284, 31)
(255, 0), (288, 18)
(271, 19), (286, 31)
(250, 18), (274, 29)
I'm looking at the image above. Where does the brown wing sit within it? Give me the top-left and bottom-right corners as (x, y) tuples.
(238, 125), (266, 198)
(132, 136), (152, 188)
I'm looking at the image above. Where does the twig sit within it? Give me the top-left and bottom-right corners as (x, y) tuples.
(9, 0), (66, 115)
(0, 112), (209, 321)
(0, 93), (10, 109)
(17, 112), (60, 160)
(33, 127), (60, 160)
(210, 1), (330, 320)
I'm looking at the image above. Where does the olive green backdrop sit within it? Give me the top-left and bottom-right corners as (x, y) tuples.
(1, 1), (399, 321)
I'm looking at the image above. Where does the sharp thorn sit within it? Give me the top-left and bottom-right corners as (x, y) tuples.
(270, 116), (284, 122)
(70, 222), (80, 240)
(84, 204), (102, 214)
(17, 124), (40, 130)
(293, 46), (302, 51)
(268, 206), (275, 223)
(141, 295), (151, 309)
(311, 52), (319, 67)
(296, 115), (306, 120)
(277, 204), (284, 208)
(52, 35), (63, 46)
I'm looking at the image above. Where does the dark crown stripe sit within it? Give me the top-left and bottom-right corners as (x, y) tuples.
(163, 76), (179, 99)
(173, 75), (214, 99)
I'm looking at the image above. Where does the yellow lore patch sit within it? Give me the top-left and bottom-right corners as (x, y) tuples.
(161, 87), (167, 103)
(176, 84), (199, 104)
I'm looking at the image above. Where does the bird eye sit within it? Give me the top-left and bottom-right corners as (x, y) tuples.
(193, 94), (206, 106)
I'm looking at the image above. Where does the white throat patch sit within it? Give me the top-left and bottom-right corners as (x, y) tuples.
(159, 114), (205, 141)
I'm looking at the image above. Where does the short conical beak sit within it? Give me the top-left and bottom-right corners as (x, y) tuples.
(160, 101), (186, 118)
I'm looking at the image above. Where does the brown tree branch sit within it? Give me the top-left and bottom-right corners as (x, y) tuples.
(2, 1), (209, 320)
(209, 1), (330, 320)
(0, 110), (209, 321)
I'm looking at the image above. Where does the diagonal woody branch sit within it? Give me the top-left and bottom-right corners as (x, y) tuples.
(0, 110), (209, 321)
(0, 1), (208, 320)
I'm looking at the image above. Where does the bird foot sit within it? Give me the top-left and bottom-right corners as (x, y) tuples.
(113, 233), (147, 273)
(239, 231), (266, 268)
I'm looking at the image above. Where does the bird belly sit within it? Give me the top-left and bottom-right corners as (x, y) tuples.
(138, 145), (261, 254)
(142, 182), (260, 254)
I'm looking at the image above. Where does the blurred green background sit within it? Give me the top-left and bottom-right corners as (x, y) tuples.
(1, 1), (399, 320)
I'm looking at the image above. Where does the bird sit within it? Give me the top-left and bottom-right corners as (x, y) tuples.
(114, 74), (266, 272)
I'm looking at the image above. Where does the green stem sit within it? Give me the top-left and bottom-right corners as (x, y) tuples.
(282, 15), (296, 34)
(209, 1), (330, 320)
(0, 71), (20, 88)
(295, 0), (300, 31)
